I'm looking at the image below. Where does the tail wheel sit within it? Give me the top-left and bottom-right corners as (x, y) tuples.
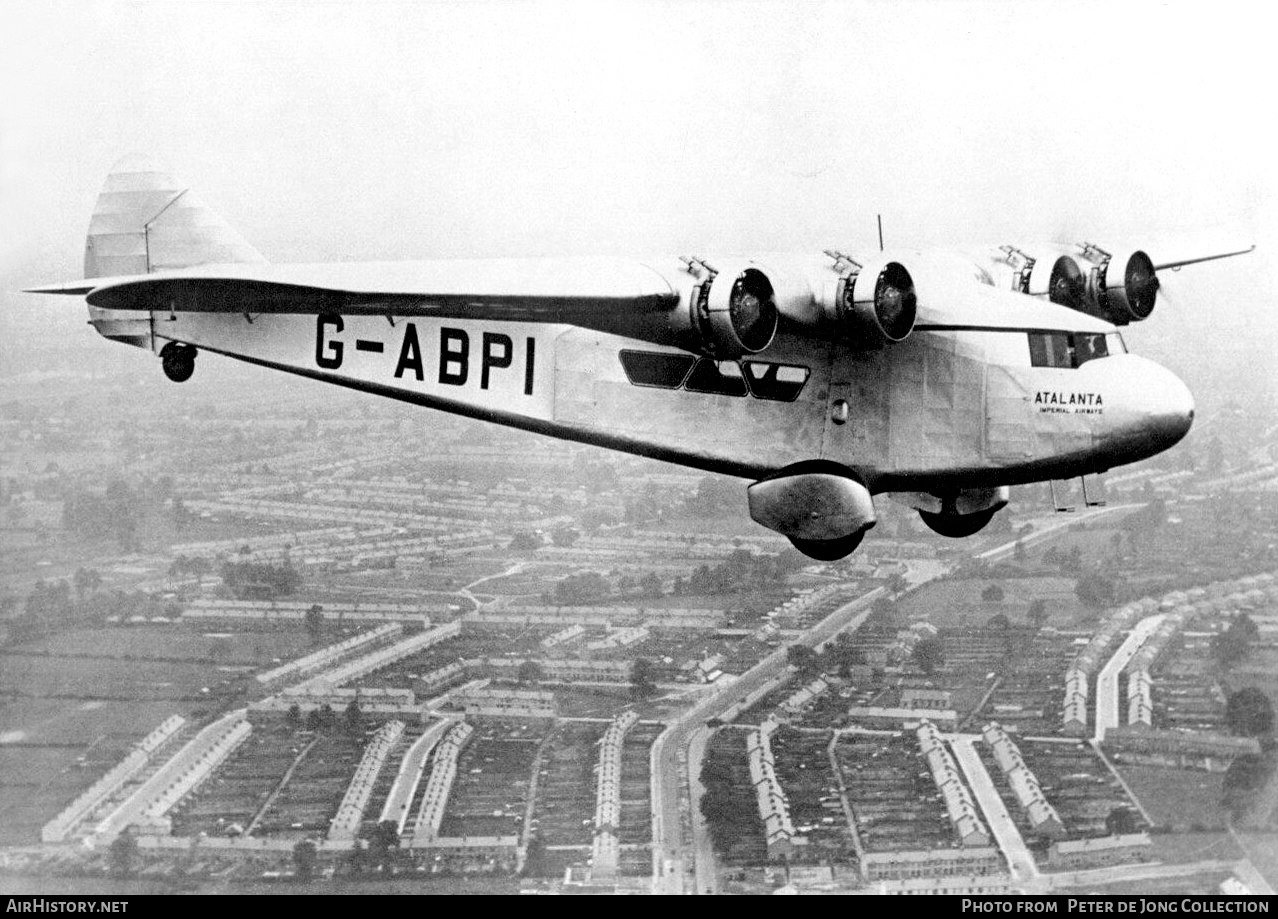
(789, 530), (865, 561)
(160, 343), (197, 383)
(918, 507), (997, 538)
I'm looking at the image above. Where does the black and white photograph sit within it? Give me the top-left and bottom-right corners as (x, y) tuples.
(1, 0), (1276, 900)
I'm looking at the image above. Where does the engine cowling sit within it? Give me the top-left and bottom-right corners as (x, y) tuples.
(819, 256), (918, 347)
(674, 260), (779, 358)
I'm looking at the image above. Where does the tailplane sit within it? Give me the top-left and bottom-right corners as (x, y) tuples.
(84, 153), (265, 278)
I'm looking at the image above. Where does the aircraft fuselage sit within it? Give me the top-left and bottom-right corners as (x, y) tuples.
(92, 295), (1193, 494)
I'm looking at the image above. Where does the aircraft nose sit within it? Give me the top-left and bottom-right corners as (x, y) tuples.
(1099, 357), (1196, 457)
(1148, 365), (1195, 448)
(1091, 355), (1195, 459)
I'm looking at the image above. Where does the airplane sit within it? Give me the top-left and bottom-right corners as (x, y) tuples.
(26, 155), (1255, 560)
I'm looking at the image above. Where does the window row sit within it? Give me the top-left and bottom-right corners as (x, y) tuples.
(619, 351), (810, 402)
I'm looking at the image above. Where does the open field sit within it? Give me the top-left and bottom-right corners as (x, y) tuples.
(893, 577), (1088, 629)
(1058, 871), (1237, 896)
(0, 651), (236, 700)
(1119, 766), (1228, 831)
(1237, 832), (1278, 889)
(18, 625), (317, 666)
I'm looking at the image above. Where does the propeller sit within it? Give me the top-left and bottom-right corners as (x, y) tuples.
(1048, 256), (1087, 311)
(1122, 251), (1159, 319)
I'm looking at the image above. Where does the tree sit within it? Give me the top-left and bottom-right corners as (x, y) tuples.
(521, 836), (547, 877)
(344, 699), (363, 732)
(886, 573), (909, 597)
(865, 597), (895, 629)
(551, 526), (580, 548)
(171, 496), (190, 534)
(1027, 599), (1049, 630)
(305, 709), (322, 731)
(554, 571), (610, 605)
(108, 832), (138, 877)
(912, 636), (945, 675)
(348, 843), (371, 876)
(73, 566), (93, 599)
(508, 530), (542, 552)
(981, 583), (1005, 603)
(1214, 615), (1259, 667)
(1225, 688), (1274, 737)
(631, 658), (657, 699)
(1075, 574), (1115, 609)
(1223, 753), (1273, 819)
(292, 839), (318, 880)
(517, 660), (544, 684)
(786, 643), (820, 677)
(287, 703), (302, 727)
(221, 559), (302, 599)
(639, 572), (663, 599)
(986, 612), (1011, 631)
(1106, 806), (1139, 836)
(305, 604), (324, 642)
(689, 475), (739, 517)
(368, 820), (400, 873)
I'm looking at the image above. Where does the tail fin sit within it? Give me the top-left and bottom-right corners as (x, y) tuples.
(84, 154), (266, 278)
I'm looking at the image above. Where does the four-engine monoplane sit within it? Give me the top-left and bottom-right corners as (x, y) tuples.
(27, 156), (1255, 558)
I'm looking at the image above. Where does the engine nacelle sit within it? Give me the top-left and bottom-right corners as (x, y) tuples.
(1087, 247), (1158, 323)
(1022, 245), (1157, 325)
(817, 255), (918, 347)
(670, 259), (779, 358)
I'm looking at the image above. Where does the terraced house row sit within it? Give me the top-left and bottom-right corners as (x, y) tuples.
(591, 710), (639, 879)
(747, 719), (797, 859)
(916, 720), (989, 848)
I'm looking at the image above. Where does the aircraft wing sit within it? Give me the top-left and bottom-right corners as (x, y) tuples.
(41, 259), (680, 324)
(1151, 244), (1255, 271)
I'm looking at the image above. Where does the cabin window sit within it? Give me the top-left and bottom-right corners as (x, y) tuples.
(619, 350), (696, 389)
(744, 362), (810, 402)
(685, 358), (749, 396)
(1028, 332), (1074, 368)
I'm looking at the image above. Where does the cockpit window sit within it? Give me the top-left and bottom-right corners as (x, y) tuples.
(1074, 333), (1108, 366)
(1029, 331), (1121, 369)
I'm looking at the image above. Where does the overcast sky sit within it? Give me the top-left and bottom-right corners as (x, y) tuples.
(2, 0), (1275, 386)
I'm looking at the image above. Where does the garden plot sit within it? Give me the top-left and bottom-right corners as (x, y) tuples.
(701, 729), (768, 865)
(253, 730), (367, 839)
(977, 632), (1079, 735)
(833, 732), (957, 853)
(1016, 738), (1146, 837)
(769, 728), (854, 864)
(437, 719), (549, 840)
(527, 722), (606, 877)
(168, 725), (305, 838)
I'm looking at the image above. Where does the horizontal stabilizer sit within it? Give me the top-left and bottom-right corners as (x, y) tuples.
(22, 281), (98, 296)
(84, 154), (265, 278)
